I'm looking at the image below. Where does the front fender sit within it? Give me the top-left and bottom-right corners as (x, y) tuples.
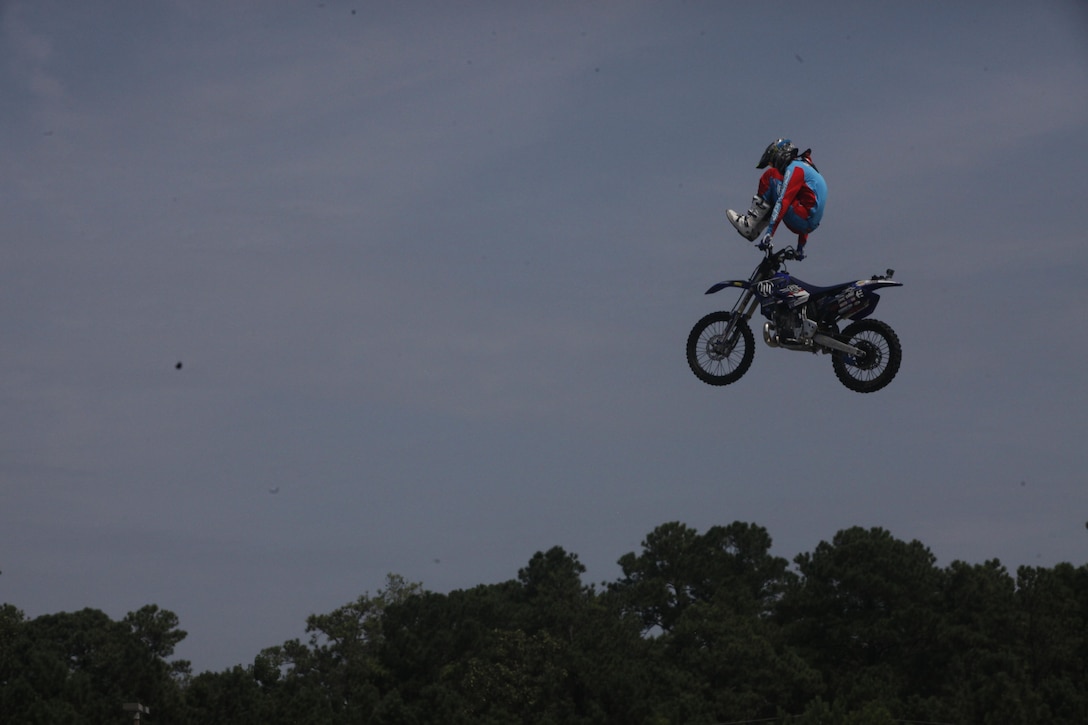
(705, 280), (750, 295)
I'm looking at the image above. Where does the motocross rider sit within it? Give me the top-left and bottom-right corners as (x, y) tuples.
(727, 139), (827, 260)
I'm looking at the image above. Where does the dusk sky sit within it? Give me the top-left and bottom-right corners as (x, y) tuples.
(3, 0), (1087, 673)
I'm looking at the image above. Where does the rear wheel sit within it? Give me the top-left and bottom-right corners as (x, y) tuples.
(832, 319), (902, 393)
(686, 311), (754, 386)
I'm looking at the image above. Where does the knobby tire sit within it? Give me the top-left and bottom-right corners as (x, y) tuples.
(831, 318), (902, 393)
(686, 311), (754, 387)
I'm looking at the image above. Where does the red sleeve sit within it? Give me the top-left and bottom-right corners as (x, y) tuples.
(769, 166), (806, 236)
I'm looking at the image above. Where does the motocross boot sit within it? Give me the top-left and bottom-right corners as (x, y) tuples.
(727, 195), (771, 241)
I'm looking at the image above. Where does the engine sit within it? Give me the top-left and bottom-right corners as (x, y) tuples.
(763, 307), (817, 349)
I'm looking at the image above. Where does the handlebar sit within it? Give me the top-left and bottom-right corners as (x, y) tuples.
(759, 240), (799, 261)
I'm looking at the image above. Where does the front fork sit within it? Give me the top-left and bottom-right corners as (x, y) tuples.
(720, 290), (759, 348)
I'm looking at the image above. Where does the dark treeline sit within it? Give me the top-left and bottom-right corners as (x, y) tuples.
(3, 522), (1087, 724)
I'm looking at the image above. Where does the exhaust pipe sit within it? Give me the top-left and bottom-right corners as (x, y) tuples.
(763, 322), (780, 348)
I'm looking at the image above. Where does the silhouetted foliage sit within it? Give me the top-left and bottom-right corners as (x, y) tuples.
(0, 604), (189, 723)
(3, 523), (1087, 723)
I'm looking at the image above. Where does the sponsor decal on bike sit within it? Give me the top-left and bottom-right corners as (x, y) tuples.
(832, 286), (865, 313)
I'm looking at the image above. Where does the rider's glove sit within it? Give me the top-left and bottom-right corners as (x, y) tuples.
(794, 246), (806, 260)
(757, 232), (773, 250)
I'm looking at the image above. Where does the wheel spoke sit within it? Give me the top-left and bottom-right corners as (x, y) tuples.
(699, 323), (743, 373)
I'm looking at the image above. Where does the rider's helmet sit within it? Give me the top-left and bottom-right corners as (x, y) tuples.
(756, 138), (798, 173)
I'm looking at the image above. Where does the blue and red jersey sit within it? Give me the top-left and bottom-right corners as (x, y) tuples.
(757, 160), (827, 249)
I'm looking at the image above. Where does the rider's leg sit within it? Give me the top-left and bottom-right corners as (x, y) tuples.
(727, 168), (782, 241)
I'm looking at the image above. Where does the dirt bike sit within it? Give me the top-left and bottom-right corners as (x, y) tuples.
(686, 241), (903, 393)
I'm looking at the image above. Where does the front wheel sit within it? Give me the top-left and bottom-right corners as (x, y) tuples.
(832, 319), (902, 393)
(686, 311), (754, 386)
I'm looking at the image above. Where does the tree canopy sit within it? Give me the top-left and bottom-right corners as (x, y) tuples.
(3, 522), (1086, 724)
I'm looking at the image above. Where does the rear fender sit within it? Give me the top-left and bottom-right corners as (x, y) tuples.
(705, 280), (750, 295)
(849, 280), (903, 320)
(857, 279), (903, 292)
